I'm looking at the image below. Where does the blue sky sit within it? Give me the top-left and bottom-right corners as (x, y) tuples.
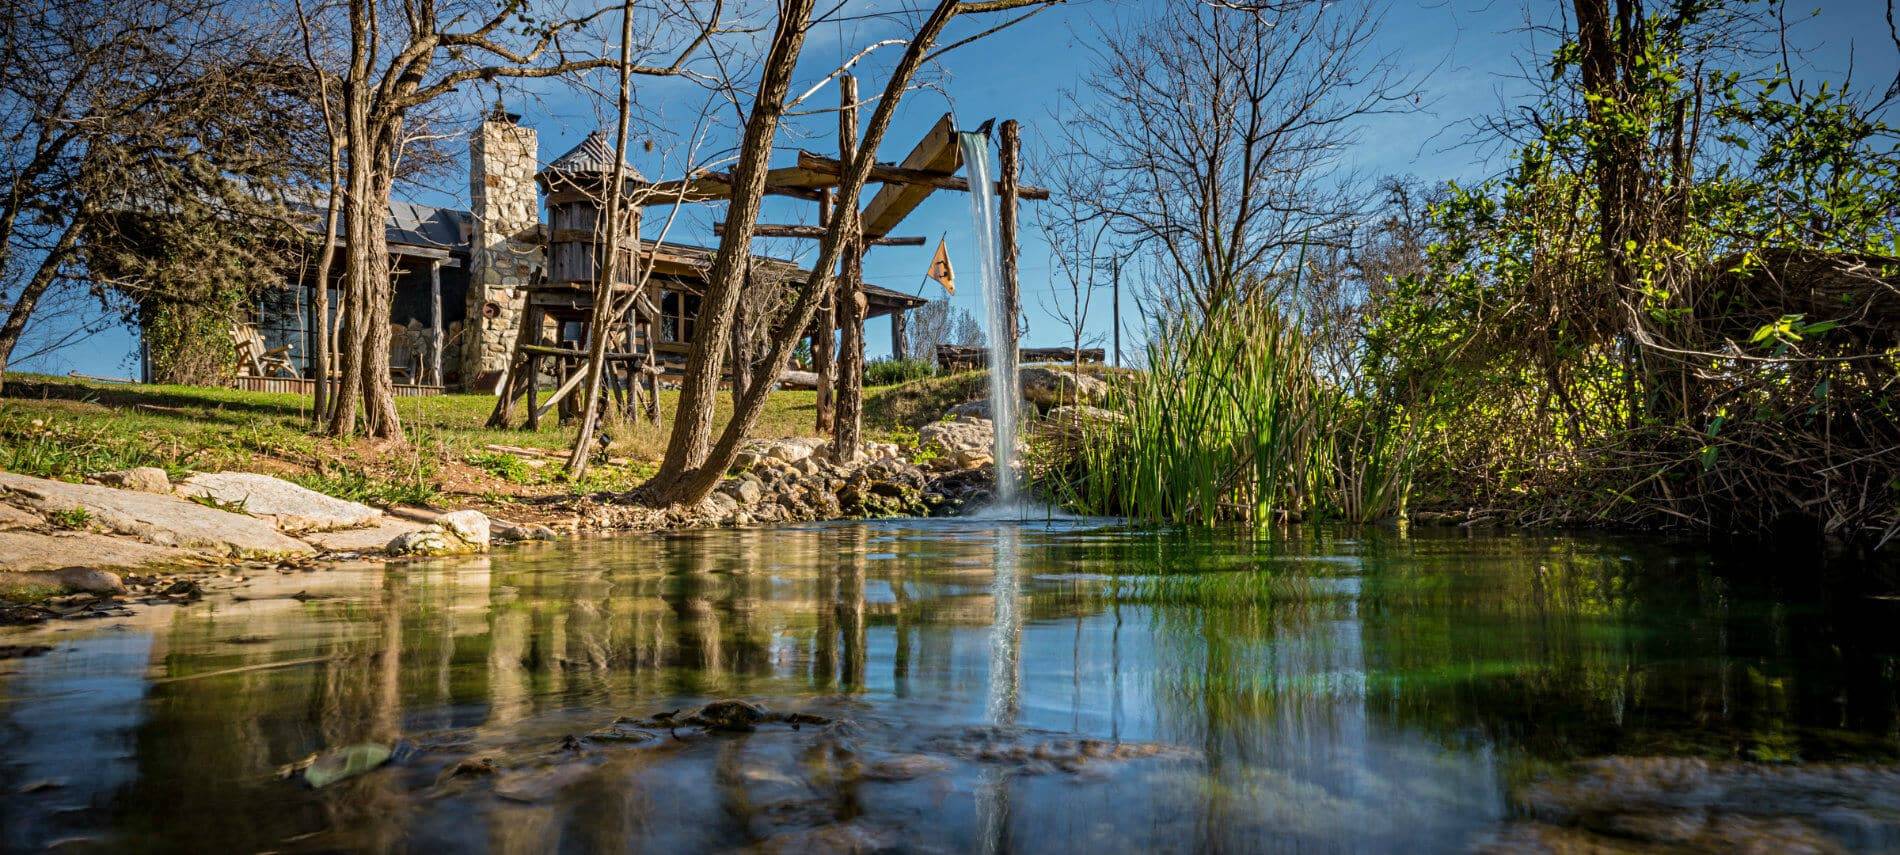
(21, 0), (1897, 378)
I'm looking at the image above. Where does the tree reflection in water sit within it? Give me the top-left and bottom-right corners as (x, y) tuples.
(0, 525), (1896, 851)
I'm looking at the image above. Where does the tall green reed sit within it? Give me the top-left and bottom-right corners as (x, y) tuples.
(1040, 299), (1415, 528)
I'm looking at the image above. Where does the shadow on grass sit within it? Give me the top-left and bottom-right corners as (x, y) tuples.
(1, 377), (306, 423)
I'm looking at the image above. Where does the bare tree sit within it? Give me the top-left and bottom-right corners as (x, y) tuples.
(644, 0), (1061, 505)
(302, 0), (721, 440)
(1061, 0), (1415, 318)
(1039, 143), (1123, 368)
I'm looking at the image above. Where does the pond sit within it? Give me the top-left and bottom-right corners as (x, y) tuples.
(2, 519), (1898, 852)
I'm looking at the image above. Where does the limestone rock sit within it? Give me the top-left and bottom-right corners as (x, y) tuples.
(946, 399), (993, 420)
(0, 565), (125, 596)
(491, 518), (557, 542)
(87, 467), (172, 494)
(722, 477), (763, 505)
(437, 510), (491, 549)
(919, 416), (996, 461)
(0, 472), (314, 559)
(386, 529), (457, 556)
(177, 472), (382, 533)
(0, 531), (202, 574)
(1019, 364), (1108, 408)
(0, 503), (43, 530)
(301, 518), (430, 554)
(383, 509), (490, 556)
(760, 438), (823, 464)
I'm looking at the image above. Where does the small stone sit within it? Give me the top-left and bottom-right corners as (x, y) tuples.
(728, 478), (763, 505)
(87, 467), (173, 495)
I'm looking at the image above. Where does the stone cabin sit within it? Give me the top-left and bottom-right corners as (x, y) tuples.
(248, 113), (925, 392)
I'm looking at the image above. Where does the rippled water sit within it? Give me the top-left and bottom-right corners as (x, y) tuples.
(2, 521), (1898, 852)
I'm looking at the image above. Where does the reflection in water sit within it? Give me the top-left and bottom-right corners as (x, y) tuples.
(979, 524), (1023, 855)
(0, 524), (1897, 851)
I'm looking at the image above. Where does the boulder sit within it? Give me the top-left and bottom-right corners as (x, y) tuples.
(1019, 365), (1108, 408)
(491, 519), (557, 542)
(0, 472), (314, 559)
(383, 509), (490, 556)
(385, 529), (457, 556)
(436, 510), (491, 550)
(1045, 404), (1126, 423)
(87, 467), (173, 494)
(176, 472), (381, 533)
(722, 477), (763, 505)
(946, 399), (993, 420)
(919, 417), (996, 462)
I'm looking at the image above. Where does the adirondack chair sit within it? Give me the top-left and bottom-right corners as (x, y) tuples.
(233, 324), (295, 378)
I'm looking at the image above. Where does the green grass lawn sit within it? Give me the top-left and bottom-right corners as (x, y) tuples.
(0, 373), (859, 506)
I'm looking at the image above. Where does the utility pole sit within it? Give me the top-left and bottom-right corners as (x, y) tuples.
(1110, 253), (1122, 368)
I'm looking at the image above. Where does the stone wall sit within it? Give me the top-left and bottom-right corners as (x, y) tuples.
(464, 118), (541, 389)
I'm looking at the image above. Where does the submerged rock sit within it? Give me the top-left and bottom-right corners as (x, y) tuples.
(625, 699), (832, 734)
(1494, 756), (1900, 852)
(285, 743), (395, 789)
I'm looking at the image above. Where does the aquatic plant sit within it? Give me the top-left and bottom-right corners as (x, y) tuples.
(1043, 298), (1414, 528)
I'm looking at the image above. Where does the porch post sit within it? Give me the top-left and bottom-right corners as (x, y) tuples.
(428, 259), (443, 386)
(891, 310), (908, 361)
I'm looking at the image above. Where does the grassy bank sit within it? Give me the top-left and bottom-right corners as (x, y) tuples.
(0, 374), (902, 514)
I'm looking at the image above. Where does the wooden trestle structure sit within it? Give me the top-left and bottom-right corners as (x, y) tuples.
(486, 77), (1047, 461)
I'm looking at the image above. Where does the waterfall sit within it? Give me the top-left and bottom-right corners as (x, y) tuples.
(957, 131), (1021, 507)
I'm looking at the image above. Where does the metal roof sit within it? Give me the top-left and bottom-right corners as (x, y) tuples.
(541, 131), (647, 182)
(386, 200), (471, 253)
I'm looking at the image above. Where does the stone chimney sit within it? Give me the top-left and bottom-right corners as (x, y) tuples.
(464, 108), (541, 389)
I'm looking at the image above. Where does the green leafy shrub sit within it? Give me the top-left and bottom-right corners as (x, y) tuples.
(865, 358), (936, 386)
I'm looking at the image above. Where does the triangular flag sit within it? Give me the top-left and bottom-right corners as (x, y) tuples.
(927, 238), (955, 295)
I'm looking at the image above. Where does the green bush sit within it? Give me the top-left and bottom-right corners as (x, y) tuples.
(865, 358), (936, 386)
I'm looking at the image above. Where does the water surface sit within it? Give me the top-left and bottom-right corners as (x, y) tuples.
(2, 521), (1898, 852)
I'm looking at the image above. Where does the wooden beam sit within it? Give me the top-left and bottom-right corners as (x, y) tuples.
(796, 151), (1051, 202)
(858, 114), (961, 239)
(635, 169), (826, 204)
(713, 222), (925, 246)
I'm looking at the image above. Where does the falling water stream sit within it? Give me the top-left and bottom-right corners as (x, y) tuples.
(958, 130), (1020, 508)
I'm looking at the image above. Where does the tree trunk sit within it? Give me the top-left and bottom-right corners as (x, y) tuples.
(311, 140), (341, 425)
(648, 0), (819, 489)
(812, 190), (836, 434)
(567, 0), (638, 480)
(0, 221), (82, 392)
(832, 74), (865, 461)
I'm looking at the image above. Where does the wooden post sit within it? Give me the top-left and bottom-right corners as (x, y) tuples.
(833, 74), (866, 461)
(998, 120), (1022, 354)
(891, 310), (907, 361)
(1110, 254), (1122, 368)
(812, 189), (836, 434)
(428, 259), (443, 386)
(524, 303), (544, 431)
